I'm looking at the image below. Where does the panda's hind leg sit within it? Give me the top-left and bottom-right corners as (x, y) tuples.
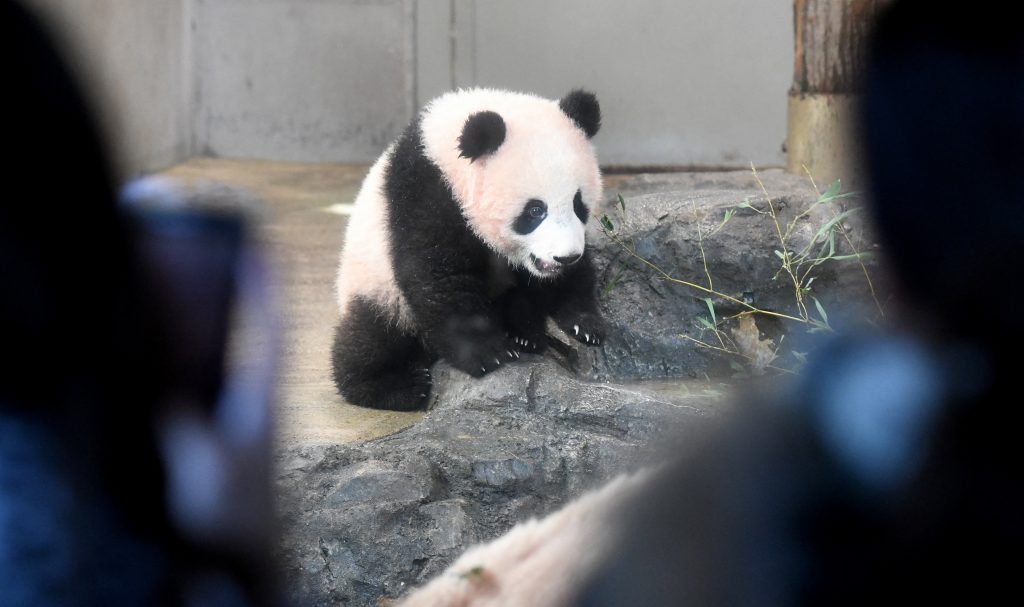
(331, 299), (434, 411)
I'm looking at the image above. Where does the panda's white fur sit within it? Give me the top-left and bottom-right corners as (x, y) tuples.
(335, 143), (416, 330)
(331, 87), (606, 410)
(419, 89), (602, 274)
(336, 89), (603, 328)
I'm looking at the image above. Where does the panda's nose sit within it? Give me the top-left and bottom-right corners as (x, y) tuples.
(554, 253), (583, 266)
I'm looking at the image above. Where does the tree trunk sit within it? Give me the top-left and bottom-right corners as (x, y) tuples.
(787, 0), (891, 186)
(792, 0), (890, 95)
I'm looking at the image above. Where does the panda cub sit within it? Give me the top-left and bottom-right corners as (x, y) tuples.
(333, 88), (606, 410)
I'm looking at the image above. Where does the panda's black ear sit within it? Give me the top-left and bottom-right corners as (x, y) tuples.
(559, 89), (601, 138)
(458, 111), (506, 161)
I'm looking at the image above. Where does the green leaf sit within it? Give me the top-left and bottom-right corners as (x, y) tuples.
(458, 566), (485, 580)
(617, 193), (626, 212)
(704, 297), (717, 325)
(773, 249), (786, 261)
(600, 215), (615, 232)
(812, 296), (830, 327)
(697, 316), (716, 330)
(810, 208), (860, 245)
(818, 179), (841, 203)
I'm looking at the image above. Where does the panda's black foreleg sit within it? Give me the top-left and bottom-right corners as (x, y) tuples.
(498, 286), (549, 354)
(399, 270), (520, 378)
(545, 250), (607, 346)
(331, 298), (435, 411)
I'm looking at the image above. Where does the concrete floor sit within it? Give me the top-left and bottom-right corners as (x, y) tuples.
(157, 159), (694, 448)
(161, 158), (425, 446)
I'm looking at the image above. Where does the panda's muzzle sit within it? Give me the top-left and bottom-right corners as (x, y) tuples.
(530, 252), (581, 275)
(529, 254), (561, 274)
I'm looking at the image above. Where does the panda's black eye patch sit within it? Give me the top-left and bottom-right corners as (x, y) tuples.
(573, 190), (588, 224)
(513, 199), (547, 234)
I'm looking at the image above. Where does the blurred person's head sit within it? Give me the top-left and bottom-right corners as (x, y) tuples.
(861, 0), (1024, 351)
(1, 3), (277, 605)
(0, 0), (163, 411)
(577, 4), (1024, 605)
(0, 0), (169, 520)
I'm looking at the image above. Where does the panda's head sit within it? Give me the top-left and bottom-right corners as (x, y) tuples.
(421, 89), (603, 278)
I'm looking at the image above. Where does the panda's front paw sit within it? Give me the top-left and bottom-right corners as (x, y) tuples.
(451, 337), (520, 378)
(557, 312), (607, 346)
(443, 315), (520, 378)
(508, 332), (545, 354)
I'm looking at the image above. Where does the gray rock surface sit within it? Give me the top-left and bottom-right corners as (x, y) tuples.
(276, 170), (881, 605)
(277, 360), (721, 606)
(583, 169), (881, 380)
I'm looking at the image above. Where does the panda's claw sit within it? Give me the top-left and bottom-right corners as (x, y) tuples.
(574, 325), (579, 336)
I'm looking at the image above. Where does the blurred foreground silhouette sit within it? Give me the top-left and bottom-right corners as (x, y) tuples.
(577, 2), (1024, 604)
(0, 2), (281, 605)
(397, 2), (1024, 604)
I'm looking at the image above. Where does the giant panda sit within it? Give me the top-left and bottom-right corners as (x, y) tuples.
(332, 88), (606, 410)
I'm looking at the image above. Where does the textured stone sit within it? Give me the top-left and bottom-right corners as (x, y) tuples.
(585, 169), (880, 380)
(276, 170), (882, 606)
(276, 360), (721, 606)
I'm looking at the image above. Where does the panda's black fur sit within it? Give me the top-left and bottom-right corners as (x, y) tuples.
(332, 90), (605, 410)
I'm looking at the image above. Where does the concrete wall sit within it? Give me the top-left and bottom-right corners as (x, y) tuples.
(192, 0), (415, 162)
(419, 0), (793, 168)
(23, 0), (793, 169)
(25, 0), (193, 177)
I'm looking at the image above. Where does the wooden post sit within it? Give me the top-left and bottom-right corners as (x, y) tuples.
(787, 0), (891, 187)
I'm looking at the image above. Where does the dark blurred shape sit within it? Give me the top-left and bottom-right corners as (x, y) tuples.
(0, 2), (280, 605)
(862, 0), (1024, 346)
(577, 2), (1024, 605)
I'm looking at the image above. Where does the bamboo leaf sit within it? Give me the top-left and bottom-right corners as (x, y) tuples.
(818, 179), (841, 203)
(812, 296), (830, 327)
(810, 208), (860, 245)
(601, 215), (614, 232)
(704, 297), (718, 325)
(617, 193), (626, 212)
